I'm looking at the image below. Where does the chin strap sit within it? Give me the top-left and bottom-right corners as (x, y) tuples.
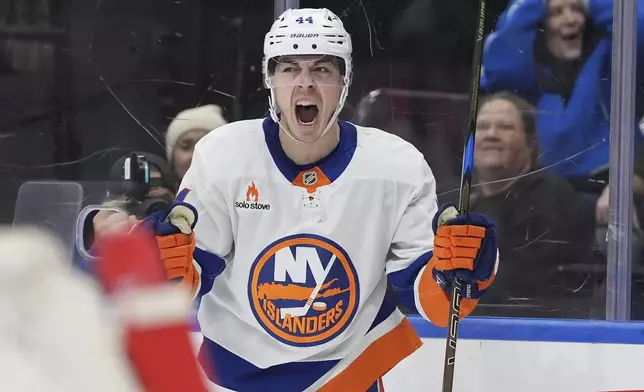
(268, 75), (351, 145)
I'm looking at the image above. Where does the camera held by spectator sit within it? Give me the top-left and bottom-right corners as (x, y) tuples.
(117, 153), (174, 219)
(76, 152), (177, 262)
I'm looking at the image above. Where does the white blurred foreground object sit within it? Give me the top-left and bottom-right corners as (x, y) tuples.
(12, 181), (84, 262)
(0, 227), (141, 392)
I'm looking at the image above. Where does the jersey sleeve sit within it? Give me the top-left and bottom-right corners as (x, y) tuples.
(176, 142), (233, 302)
(386, 157), (478, 327)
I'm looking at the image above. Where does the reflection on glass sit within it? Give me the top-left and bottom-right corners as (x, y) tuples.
(470, 92), (599, 318)
(479, 0), (644, 320)
(2, 0), (644, 322)
(4, 1), (644, 391)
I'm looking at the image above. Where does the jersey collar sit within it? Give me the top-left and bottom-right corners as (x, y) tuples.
(262, 117), (357, 184)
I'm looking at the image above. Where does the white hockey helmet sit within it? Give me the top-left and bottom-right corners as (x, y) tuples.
(262, 8), (353, 129)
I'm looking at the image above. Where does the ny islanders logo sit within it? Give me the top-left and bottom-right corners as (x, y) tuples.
(248, 234), (359, 347)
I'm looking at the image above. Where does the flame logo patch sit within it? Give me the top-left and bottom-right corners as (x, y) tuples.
(236, 181), (271, 211)
(246, 181), (259, 202)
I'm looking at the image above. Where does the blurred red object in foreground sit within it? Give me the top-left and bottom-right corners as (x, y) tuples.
(96, 228), (208, 392)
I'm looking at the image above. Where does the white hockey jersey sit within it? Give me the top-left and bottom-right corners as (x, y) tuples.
(177, 117), (443, 392)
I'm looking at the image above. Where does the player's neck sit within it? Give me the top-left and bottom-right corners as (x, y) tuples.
(279, 122), (341, 166)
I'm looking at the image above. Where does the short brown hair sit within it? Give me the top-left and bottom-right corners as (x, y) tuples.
(267, 55), (345, 76)
(478, 91), (540, 163)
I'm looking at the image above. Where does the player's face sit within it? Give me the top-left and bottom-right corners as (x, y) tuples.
(545, 0), (586, 60)
(172, 129), (209, 181)
(474, 99), (533, 175)
(271, 55), (344, 142)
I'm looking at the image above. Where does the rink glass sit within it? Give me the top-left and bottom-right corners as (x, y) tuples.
(1, 0), (643, 389)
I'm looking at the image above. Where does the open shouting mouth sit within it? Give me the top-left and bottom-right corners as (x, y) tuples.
(295, 100), (319, 126)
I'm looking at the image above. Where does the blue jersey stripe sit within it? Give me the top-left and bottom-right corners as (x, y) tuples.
(262, 117), (357, 183)
(194, 247), (226, 306)
(198, 336), (339, 392)
(387, 250), (433, 314)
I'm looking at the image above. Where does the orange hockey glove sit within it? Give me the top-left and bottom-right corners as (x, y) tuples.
(417, 203), (499, 327)
(141, 202), (200, 296)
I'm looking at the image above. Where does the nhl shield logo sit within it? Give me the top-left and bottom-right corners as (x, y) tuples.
(303, 171), (317, 186)
(248, 234), (359, 347)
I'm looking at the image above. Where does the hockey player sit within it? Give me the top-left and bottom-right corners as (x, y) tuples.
(141, 8), (499, 392)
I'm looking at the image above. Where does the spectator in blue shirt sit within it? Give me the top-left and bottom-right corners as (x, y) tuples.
(481, 0), (644, 223)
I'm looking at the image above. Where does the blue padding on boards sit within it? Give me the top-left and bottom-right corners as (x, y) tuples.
(409, 316), (644, 344)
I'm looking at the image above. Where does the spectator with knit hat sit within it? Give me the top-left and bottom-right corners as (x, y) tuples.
(166, 105), (227, 181)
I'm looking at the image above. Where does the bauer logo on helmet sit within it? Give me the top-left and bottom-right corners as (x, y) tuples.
(290, 33), (320, 38)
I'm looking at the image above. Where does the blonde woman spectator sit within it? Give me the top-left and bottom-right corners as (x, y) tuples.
(166, 105), (227, 181)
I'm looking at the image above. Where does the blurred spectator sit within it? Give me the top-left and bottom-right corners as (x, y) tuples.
(353, 90), (417, 142)
(107, 151), (178, 200)
(351, 89), (463, 196)
(166, 105), (227, 182)
(82, 152), (177, 255)
(471, 92), (599, 317)
(481, 0), (644, 224)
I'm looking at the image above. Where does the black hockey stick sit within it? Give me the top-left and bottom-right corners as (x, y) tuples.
(441, 0), (486, 391)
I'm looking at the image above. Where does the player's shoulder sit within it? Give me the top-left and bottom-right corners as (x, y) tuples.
(194, 118), (267, 161)
(349, 122), (429, 182)
(190, 118), (266, 178)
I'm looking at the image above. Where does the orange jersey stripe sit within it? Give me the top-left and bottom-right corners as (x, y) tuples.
(416, 257), (480, 327)
(317, 317), (422, 392)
